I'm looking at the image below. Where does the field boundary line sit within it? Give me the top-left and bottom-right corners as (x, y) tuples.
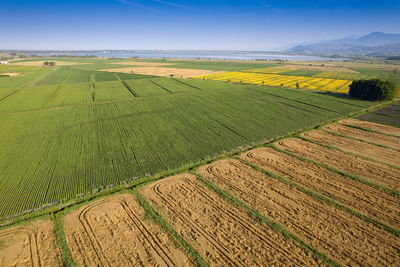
(341, 123), (400, 138)
(149, 80), (173, 94)
(235, 157), (400, 237)
(249, 88), (340, 114)
(192, 172), (340, 267)
(0, 68), (53, 102)
(121, 80), (138, 97)
(372, 111), (400, 119)
(298, 135), (400, 171)
(52, 213), (76, 267)
(42, 73), (72, 108)
(171, 78), (202, 90)
(268, 143), (400, 198)
(132, 190), (209, 267)
(320, 128), (400, 152)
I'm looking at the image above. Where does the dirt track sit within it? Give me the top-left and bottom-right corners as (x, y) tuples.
(339, 118), (400, 136)
(63, 194), (193, 267)
(322, 123), (400, 150)
(0, 220), (62, 266)
(301, 130), (400, 167)
(275, 138), (400, 190)
(140, 174), (326, 266)
(197, 159), (400, 266)
(241, 147), (400, 229)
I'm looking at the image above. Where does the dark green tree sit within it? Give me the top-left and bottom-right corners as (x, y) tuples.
(349, 79), (395, 101)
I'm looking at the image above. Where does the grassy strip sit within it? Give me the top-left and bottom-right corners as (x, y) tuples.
(236, 157), (400, 237)
(321, 128), (400, 152)
(340, 123), (400, 138)
(192, 172), (339, 267)
(298, 135), (400, 171)
(268, 143), (400, 198)
(52, 213), (75, 267)
(121, 80), (138, 97)
(132, 190), (209, 267)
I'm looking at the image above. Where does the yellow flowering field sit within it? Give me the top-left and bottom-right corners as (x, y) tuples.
(192, 71), (351, 93)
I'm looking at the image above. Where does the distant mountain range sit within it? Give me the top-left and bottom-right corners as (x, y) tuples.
(287, 32), (400, 57)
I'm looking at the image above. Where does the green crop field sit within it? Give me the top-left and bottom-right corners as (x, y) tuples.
(0, 60), (382, 219)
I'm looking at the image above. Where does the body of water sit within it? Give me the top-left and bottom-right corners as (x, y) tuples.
(34, 50), (347, 61)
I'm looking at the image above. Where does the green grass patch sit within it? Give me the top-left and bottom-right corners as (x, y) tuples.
(52, 213), (75, 267)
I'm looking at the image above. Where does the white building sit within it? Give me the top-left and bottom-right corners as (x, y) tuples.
(0, 61), (8, 64)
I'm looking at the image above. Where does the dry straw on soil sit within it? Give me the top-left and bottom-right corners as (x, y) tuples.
(301, 130), (400, 167)
(242, 147), (400, 229)
(275, 138), (400, 190)
(141, 174), (326, 266)
(0, 220), (62, 266)
(63, 194), (194, 267)
(339, 118), (400, 137)
(197, 159), (400, 266)
(322, 123), (400, 150)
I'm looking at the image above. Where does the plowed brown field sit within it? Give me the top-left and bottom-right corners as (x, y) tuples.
(197, 159), (400, 266)
(301, 130), (400, 166)
(275, 138), (400, 190)
(241, 147), (400, 229)
(140, 174), (326, 266)
(339, 118), (400, 136)
(0, 220), (62, 266)
(63, 194), (193, 267)
(322, 124), (400, 150)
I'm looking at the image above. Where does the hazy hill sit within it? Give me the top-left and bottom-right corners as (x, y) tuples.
(287, 32), (400, 57)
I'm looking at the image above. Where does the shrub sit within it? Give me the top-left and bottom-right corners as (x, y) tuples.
(349, 79), (395, 101)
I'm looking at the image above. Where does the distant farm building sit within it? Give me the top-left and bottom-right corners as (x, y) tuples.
(0, 61), (8, 64)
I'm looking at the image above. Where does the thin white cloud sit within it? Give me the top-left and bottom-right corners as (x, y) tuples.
(116, 0), (162, 14)
(153, 0), (194, 10)
(259, 1), (271, 8)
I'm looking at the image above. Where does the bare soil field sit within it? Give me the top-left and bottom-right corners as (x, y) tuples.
(197, 159), (400, 266)
(63, 194), (193, 267)
(275, 138), (400, 190)
(241, 147), (400, 229)
(339, 118), (400, 137)
(301, 130), (400, 166)
(0, 220), (62, 266)
(322, 123), (400, 150)
(140, 174), (326, 266)
(12, 61), (87, 66)
(358, 113), (400, 127)
(101, 66), (223, 78)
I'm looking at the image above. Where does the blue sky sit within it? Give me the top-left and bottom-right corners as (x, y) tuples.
(1, 0), (399, 50)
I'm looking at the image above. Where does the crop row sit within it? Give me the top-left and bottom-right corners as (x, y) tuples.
(0, 80), (377, 218)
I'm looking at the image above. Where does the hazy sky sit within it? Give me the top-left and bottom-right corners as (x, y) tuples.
(1, 0), (399, 50)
